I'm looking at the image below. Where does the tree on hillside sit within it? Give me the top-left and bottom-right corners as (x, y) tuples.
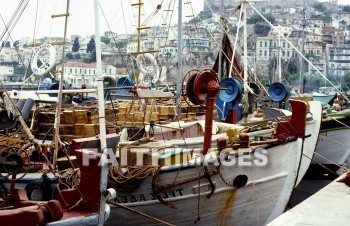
(66, 52), (73, 60)
(343, 6), (350, 12)
(13, 40), (19, 49)
(87, 38), (95, 53)
(101, 36), (110, 45)
(254, 23), (271, 36)
(342, 72), (350, 90)
(72, 37), (80, 52)
(287, 60), (298, 74)
(74, 53), (81, 59)
(247, 13), (275, 24)
(189, 11), (213, 23)
(2, 41), (11, 47)
(115, 40), (127, 49)
(314, 3), (326, 11)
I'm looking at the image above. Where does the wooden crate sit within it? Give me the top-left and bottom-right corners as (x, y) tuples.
(38, 111), (56, 123)
(84, 124), (99, 136)
(74, 123), (86, 135)
(90, 114), (99, 124)
(62, 110), (75, 124)
(117, 113), (126, 121)
(74, 110), (88, 123)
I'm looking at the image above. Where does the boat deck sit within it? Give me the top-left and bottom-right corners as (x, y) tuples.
(268, 173), (350, 226)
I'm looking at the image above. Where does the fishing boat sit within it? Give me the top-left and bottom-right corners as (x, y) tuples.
(102, 1), (321, 225)
(313, 109), (350, 168)
(0, 0), (111, 225)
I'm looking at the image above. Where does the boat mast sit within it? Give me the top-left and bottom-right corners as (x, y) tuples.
(176, 0), (183, 117)
(94, 0), (110, 225)
(53, 0), (70, 170)
(243, 1), (249, 123)
(278, 27), (282, 83)
(299, 6), (306, 94)
(131, 1), (156, 84)
(218, 0), (224, 80)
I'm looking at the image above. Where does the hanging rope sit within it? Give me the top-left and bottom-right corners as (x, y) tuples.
(108, 165), (159, 193)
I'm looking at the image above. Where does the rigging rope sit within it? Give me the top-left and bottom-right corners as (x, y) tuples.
(108, 165), (159, 193)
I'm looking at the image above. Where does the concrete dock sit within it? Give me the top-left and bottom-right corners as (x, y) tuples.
(268, 173), (350, 226)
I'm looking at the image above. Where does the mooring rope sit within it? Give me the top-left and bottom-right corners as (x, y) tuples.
(108, 165), (159, 193)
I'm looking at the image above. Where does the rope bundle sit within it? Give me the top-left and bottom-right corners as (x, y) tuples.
(108, 165), (159, 193)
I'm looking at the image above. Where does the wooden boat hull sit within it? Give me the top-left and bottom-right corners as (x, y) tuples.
(106, 138), (303, 225)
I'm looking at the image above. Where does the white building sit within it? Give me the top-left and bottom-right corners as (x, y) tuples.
(255, 35), (296, 62)
(56, 62), (118, 88)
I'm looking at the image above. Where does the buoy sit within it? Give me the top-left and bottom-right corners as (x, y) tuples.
(136, 53), (159, 84)
(30, 43), (56, 76)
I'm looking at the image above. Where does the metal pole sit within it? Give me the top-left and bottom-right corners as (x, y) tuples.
(299, 15), (306, 94)
(278, 30), (282, 83)
(218, 0), (224, 80)
(176, 0), (183, 117)
(243, 2), (249, 124)
(94, 0), (111, 225)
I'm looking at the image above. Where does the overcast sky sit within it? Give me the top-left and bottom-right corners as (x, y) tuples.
(0, 0), (204, 41)
(0, 0), (349, 42)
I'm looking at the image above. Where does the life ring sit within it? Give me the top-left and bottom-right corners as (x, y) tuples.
(136, 53), (159, 84)
(30, 43), (56, 76)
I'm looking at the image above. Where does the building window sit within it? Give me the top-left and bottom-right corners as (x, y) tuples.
(260, 41), (262, 47)
(259, 50), (262, 56)
(264, 51), (267, 56)
(265, 42), (267, 47)
(70, 69), (72, 73)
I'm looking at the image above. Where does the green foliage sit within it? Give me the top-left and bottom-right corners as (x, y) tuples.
(259, 74), (273, 86)
(314, 3), (326, 11)
(13, 61), (25, 75)
(342, 72), (350, 90)
(87, 38), (95, 53)
(285, 73), (300, 85)
(101, 36), (111, 45)
(83, 50), (97, 63)
(287, 61), (298, 74)
(189, 11), (213, 23)
(115, 40), (127, 49)
(254, 23), (271, 36)
(66, 52), (73, 60)
(13, 40), (19, 49)
(304, 74), (330, 93)
(74, 53), (81, 59)
(72, 37), (80, 52)
(90, 50), (96, 62)
(310, 13), (332, 21)
(247, 13), (275, 24)
(2, 41), (10, 47)
(304, 53), (316, 60)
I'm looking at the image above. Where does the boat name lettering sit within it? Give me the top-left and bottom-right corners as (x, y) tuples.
(115, 188), (184, 203)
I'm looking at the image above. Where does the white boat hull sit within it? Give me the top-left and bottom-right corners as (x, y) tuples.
(106, 138), (303, 225)
(314, 128), (350, 165)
